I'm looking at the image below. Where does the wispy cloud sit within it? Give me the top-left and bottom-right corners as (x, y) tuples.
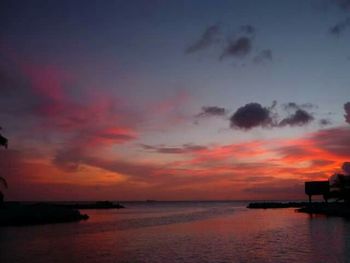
(278, 109), (314, 127)
(344, 102), (350, 124)
(185, 24), (221, 54)
(329, 17), (350, 36)
(140, 143), (207, 154)
(319, 118), (332, 126)
(220, 37), (252, 60)
(195, 106), (227, 118)
(253, 49), (273, 63)
(240, 24), (255, 35)
(282, 102), (317, 111)
(186, 24), (272, 64)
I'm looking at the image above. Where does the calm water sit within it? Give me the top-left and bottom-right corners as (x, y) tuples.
(1, 201), (350, 263)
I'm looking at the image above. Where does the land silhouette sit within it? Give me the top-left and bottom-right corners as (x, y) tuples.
(0, 128), (125, 226)
(249, 162), (350, 218)
(0, 128), (89, 226)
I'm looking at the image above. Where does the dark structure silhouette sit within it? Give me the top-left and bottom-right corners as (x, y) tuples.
(305, 181), (329, 203)
(305, 172), (350, 203)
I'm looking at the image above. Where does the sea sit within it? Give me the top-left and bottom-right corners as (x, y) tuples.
(0, 201), (349, 263)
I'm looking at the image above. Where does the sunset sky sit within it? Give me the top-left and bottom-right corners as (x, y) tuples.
(1, 0), (350, 201)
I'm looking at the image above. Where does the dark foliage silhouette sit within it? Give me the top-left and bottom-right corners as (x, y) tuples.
(0, 127), (8, 204)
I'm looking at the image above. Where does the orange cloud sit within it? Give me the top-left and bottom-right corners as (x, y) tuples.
(8, 126), (342, 201)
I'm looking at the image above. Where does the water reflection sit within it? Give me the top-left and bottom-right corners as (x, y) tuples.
(306, 215), (350, 262)
(0, 202), (350, 263)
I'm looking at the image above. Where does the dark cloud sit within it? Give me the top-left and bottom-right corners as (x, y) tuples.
(240, 24), (255, 35)
(229, 101), (319, 130)
(185, 24), (221, 54)
(195, 106), (227, 118)
(230, 103), (274, 130)
(253, 49), (272, 63)
(140, 143), (207, 154)
(344, 102), (350, 124)
(279, 102), (315, 127)
(329, 17), (350, 36)
(319, 118), (332, 126)
(279, 109), (314, 127)
(220, 37), (252, 60)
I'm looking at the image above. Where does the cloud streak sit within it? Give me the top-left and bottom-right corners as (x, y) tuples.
(140, 143), (208, 154)
(195, 106), (227, 118)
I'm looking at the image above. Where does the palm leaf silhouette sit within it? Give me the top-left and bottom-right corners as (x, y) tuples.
(0, 177), (8, 189)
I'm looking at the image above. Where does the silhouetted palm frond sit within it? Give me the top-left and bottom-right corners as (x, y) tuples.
(0, 177), (8, 189)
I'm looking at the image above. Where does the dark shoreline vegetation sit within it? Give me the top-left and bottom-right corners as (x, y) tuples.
(0, 201), (125, 226)
(0, 203), (88, 226)
(3, 199), (350, 226)
(248, 201), (350, 218)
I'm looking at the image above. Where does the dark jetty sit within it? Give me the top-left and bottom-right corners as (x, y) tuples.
(297, 203), (350, 218)
(247, 202), (311, 209)
(55, 201), (125, 209)
(0, 203), (88, 226)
